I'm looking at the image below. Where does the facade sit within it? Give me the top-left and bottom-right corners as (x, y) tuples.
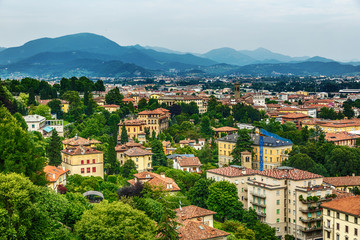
(102, 104), (120, 113)
(61, 145), (104, 178)
(60, 100), (69, 113)
(23, 115), (64, 137)
(173, 156), (202, 173)
(325, 132), (360, 147)
(234, 82), (241, 100)
(322, 196), (360, 240)
(281, 113), (309, 130)
(118, 119), (147, 143)
(217, 133), (292, 170)
(303, 119), (360, 133)
(117, 147), (153, 172)
(158, 95), (207, 114)
(44, 165), (69, 191)
(137, 108), (170, 136)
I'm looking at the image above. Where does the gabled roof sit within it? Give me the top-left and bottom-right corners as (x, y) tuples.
(207, 166), (259, 177)
(176, 157), (202, 167)
(281, 113), (308, 119)
(177, 220), (229, 240)
(324, 176), (360, 187)
(131, 171), (180, 192)
(258, 167), (323, 180)
(175, 205), (216, 219)
(44, 165), (69, 182)
(62, 136), (101, 146)
(61, 145), (102, 155)
(321, 196), (360, 216)
(213, 126), (238, 132)
(124, 147), (152, 157)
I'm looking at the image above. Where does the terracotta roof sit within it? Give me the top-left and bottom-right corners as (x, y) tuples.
(207, 166), (260, 177)
(62, 136), (101, 146)
(279, 107), (302, 112)
(325, 132), (360, 142)
(175, 205), (216, 219)
(138, 108), (168, 115)
(44, 165), (69, 182)
(324, 176), (360, 187)
(281, 113), (308, 119)
(321, 196), (360, 216)
(177, 220), (230, 240)
(332, 189), (355, 200)
(124, 147), (152, 157)
(213, 126), (238, 132)
(102, 104), (120, 108)
(131, 171), (180, 191)
(61, 145), (102, 156)
(177, 157), (202, 167)
(258, 167), (323, 180)
(118, 119), (146, 126)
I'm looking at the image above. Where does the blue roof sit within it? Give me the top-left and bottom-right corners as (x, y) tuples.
(43, 126), (53, 133)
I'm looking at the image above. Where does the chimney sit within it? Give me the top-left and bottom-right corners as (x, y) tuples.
(242, 169), (246, 175)
(62, 166), (65, 171)
(353, 173), (355, 177)
(52, 173), (55, 179)
(160, 172), (165, 178)
(80, 145), (85, 155)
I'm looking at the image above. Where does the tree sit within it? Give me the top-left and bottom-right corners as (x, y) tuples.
(105, 138), (119, 175)
(33, 104), (52, 119)
(74, 201), (156, 240)
(156, 198), (180, 240)
(151, 139), (167, 166)
(105, 87), (124, 105)
(232, 129), (253, 165)
(206, 181), (244, 221)
(28, 87), (36, 106)
(120, 123), (129, 144)
(222, 220), (255, 240)
(325, 147), (359, 176)
(84, 88), (94, 116)
(122, 159), (136, 178)
(0, 106), (46, 185)
(47, 99), (62, 118)
(47, 129), (62, 166)
(343, 103), (355, 119)
(200, 116), (213, 138)
(63, 90), (83, 123)
(13, 112), (28, 130)
(138, 98), (148, 111)
(188, 178), (214, 208)
(94, 80), (105, 91)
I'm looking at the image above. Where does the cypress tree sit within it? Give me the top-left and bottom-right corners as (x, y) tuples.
(47, 129), (62, 167)
(120, 123), (129, 144)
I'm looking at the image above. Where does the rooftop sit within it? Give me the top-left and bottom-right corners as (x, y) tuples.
(258, 167), (323, 180)
(324, 176), (360, 187)
(23, 114), (46, 122)
(175, 205), (216, 220)
(177, 220), (229, 240)
(61, 145), (102, 156)
(321, 196), (360, 216)
(124, 147), (152, 157)
(207, 166), (260, 177)
(44, 165), (69, 182)
(176, 157), (202, 167)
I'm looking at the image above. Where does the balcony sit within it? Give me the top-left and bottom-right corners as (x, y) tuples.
(300, 226), (322, 233)
(256, 211), (266, 217)
(251, 191), (266, 199)
(250, 201), (266, 208)
(299, 216), (322, 223)
(300, 207), (322, 213)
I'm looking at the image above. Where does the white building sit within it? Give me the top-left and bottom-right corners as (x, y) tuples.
(173, 156), (202, 173)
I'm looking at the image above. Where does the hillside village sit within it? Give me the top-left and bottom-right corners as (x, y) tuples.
(2, 76), (360, 239)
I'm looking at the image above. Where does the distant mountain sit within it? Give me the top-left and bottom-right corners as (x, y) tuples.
(228, 61), (360, 76)
(201, 47), (310, 66)
(305, 56), (335, 63)
(0, 33), (217, 73)
(142, 45), (184, 55)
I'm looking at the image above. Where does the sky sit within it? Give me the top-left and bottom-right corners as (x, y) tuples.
(0, 0), (360, 61)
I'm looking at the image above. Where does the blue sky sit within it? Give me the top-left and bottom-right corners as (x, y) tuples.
(0, 0), (359, 61)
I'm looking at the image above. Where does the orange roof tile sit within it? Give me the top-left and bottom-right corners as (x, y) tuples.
(213, 126), (238, 132)
(258, 167), (323, 180)
(44, 165), (69, 182)
(321, 196), (360, 216)
(175, 205), (216, 219)
(207, 166), (260, 177)
(325, 132), (360, 142)
(324, 176), (360, 187)
(177, 157), (202, 167)
(281, 113), (308, 119)
(124, 147), (152, 157)
(177, 220), (229, 240)
(61, 145), (102, 156)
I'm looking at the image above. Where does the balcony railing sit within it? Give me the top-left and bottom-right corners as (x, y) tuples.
(298, 225), (323, 233)
(256, 211), (266, 217)
(251, 191), (266, 198)
(300, 207), (322, 213)
(250, 201), (266, 208)
(299, 216), (322, 223)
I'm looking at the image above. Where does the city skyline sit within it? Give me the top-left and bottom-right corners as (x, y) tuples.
(1, 0), (360, 61)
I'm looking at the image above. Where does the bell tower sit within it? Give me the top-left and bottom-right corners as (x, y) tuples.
(234, 81), (240, 100)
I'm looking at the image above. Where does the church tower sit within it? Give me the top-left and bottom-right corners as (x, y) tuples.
(234, 81), (240, 100)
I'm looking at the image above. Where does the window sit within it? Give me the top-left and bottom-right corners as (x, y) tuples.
(336, 223), (339, 230)
(81, 168), (84, 173)
(276, 209), (280, 214)
(276, 190), (280, 196)
(92, 167), (96, 172)
(337, 212), (340, 219)
(81, 160), (84, 164)
(345, 225), (348, 233)
(276, 218), (280, 223)
(276, 200), (280, 205)
(355, 228), (358, 236)
(356, 218), (358, 224)
(336, 234), (339, 240)
(345, 215), (349, 221)
(93, 159), (95, 164)
(32, 124), (35, 128)
(327, 220), (330, 228)
(327, 231), (330, 238)
(87, 160), (90, 164)
(136, 158), (138, 162)
(328, 210), (330, 216)
(86, 168), (90, 173)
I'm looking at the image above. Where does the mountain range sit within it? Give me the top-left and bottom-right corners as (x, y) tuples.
(0, 33), (359, 78)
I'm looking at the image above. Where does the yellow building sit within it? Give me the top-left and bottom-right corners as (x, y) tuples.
(117, 147), (153, 172)
(296, 90), (309, 96)
(322, 196), (360, 240)
(102, 104), (120, 113)
(150, 94), (163, 99)
(60, 100), (69, 113)
(158, 95), (207, 114)
(303, 119), (360, 133)
(137, 108), (170, 136)
(118, 119), (147, 143)
(44, 165), (69, 191)
(217, 133), (292, 170)
(62, 136), (101, 149)
(61, 145), (104, 178)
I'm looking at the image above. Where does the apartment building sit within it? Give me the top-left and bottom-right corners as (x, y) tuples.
(117, 147), (153, 172)
(217, 133), (292, 170)
(322, 196), (360, 240)
(303, 119), (360, 133)
(118, 119), (147, 143)
(158, 95), (207, 114)
(247, 167), (333, 240)
(137, 108), (170, 136)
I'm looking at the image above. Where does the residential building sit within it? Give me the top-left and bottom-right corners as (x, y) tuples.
(44, 165), (69, 191)
(137, 108), (170, 136)
(173, 156), (202, 173)
(61, 145), (104, 178)
(303, 119), (360, 133)
(175, 205), (217, 227)
(128, 171), (180, 192)
(158, 95), (207, 114)
(213, 126), (238, 138)
(322, 196), (360, 240)
(162, 141), (176, 155)
(62, 135), (101, 149)
(117, 147), (152, 172)
(118, 119), (147, 143)
(93, 97), (106, 106)
(217, 133), (292, 170)
(282, 113), (309, 130)
(207, 166), (259, 208)
(247, 167), (333, 240)
(23, 114), (64, 137)
(324, 175), (360, 193)
(102, 104), (120, 113)
(325, 132), (360, 147)
(60, 100), (69, 113)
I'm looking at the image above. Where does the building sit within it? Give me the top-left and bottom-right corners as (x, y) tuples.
(158, 95), (207, 114)
(217, 133), (292, 170)
(234, 81), (241, 100)
(44, 165), (69, 191)
(325, 132), (360, 147)
(162, 141), (176, 155)
(23, 114), (64, 137)
(61, 137), (104, 178)
(246, 166), (333, 240)
(128, 171), (180, 192)
(118, 119), (146, 143)
(102, 104), (120, 113)
(173, 156), (202, 173)
(175, 205), (229, 240)
(282, 113), (309, 130)
(324, 175), (360, 193)
(207, 166), (259, 208)
(213, 126), (238, 138)
(60, 100), (69, 113)
(322, 196), (360, 240)
(117, 147), (153, 172)
(62, 135), (101, 149)
(137, 108), (170, 136)
(303, 119), (360, 133)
